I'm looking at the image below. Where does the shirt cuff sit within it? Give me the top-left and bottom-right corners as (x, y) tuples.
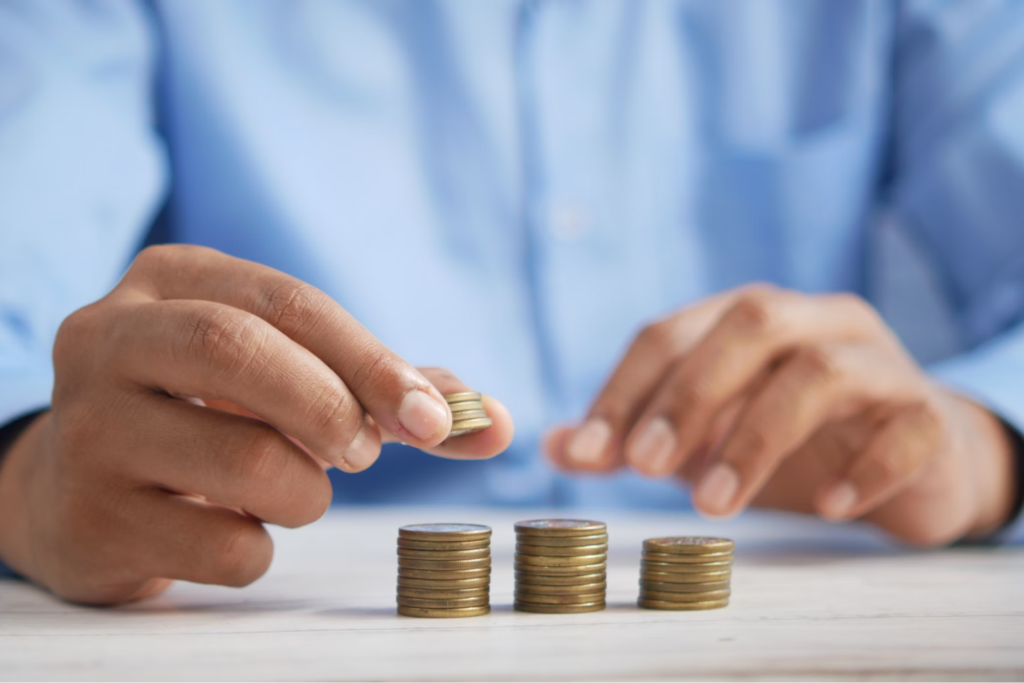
(930, 332), (1024, 545)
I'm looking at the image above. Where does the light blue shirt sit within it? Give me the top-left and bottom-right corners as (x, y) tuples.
(2, 1), (1023, 539)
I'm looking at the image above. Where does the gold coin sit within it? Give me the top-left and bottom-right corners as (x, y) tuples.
(514, 602), (605, 614)
(638, 598), (729, 611)
(514, 591), (605, 605)
(397, 595), (489, 609)
(398, 567), (491, 580)
(397, 586), (490, 600)
(515, 553), (606, 567)
(448, 417), (493, 437)
(639, 589), (731, 602)
(513, 533), (608, 547)
(639, 579), (730, 593)
(512, 582), (606, 595)
(397, 547), (490, 560)
(399, 557), (491, 571)
(444, 392), (482, 403)
(642, 537), (735, 554)
(398, 576), (490, 590)
(639, 567), (730, 583)
(516, 543), (607, 557)
(515, 572), (606, 586)
(397, 605), (490, 618)
(448, 409), (488, 420)
(397, 538), (491, 551)
(399, 523), (491, 542)
(639, 551), (733, 564)
(446, 403), (485, 416)
(515, 519), (607, 537)
(639, 557), (731, 572)
(514, 562), (607, 576)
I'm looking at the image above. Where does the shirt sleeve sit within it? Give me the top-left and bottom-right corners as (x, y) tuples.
(889, 1), (1024, 543)
(0, 0), (167, 429)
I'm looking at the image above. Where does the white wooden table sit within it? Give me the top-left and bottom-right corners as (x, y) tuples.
(1, 507), (1022, 681)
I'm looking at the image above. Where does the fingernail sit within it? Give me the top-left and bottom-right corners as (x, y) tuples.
(397, 389), (448, 441)
(695, 463), (739, 513)
(820, 481), (858, 519)
(567, 418), (612, 464)
(627, 417), (677, 474)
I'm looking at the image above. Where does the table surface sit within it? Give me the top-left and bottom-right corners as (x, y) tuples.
(1, 507), (1022, 681)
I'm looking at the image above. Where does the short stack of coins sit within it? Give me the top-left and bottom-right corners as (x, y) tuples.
(638, 536), (734, 611)
(444, 392), (492, 438)
(513, 519), (608, 614)
(397, 524), (491, 618)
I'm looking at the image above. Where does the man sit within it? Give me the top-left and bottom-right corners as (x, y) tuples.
(1, 1), (1022, 605)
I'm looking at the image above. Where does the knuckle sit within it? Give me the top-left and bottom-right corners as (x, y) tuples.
(257, 282), (331, 340)
(346, 344), (400, 397)
(237, 426), (288, 487)
(214, 523), (272, 587)
(793, 345), (841, 384)
(305, 384), (361, 445)
(635, 320), (677, 354)
(184, 307), (269, 379)
(666, 376), (715, 415)
(736, 425), (773, 459)
(726, 292), (780, 336)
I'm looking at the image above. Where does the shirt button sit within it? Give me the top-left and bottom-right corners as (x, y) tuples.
(548, 205), (589, 241)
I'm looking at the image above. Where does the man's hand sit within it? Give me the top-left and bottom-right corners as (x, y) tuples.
(0, 245), (513, 604)
(547, 285), (1016, 546)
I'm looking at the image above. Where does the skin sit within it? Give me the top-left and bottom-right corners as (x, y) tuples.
(0, 245), (513, 605)
(547, 284), (1017, 547)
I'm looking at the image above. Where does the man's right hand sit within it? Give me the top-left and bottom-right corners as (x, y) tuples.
(0, 245), (513, 605)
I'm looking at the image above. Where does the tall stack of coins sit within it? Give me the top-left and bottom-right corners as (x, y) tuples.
(638, 536), (734, 610)
(397, 524), (491, 618)
(444, 392), (492, 438)
(513, 519), (608, 614)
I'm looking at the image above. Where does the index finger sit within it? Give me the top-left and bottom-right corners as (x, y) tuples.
(122, 245), (453, 449)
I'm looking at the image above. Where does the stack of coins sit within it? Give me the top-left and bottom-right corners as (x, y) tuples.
(444, 392), (493, 438)
(513, 519), (608, 614)
(397, 524), (491, 618)
(638, 536), (734, 610)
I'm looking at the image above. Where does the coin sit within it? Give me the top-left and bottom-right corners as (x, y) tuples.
(637, 598), (729, 611)
(399, 523), (491, 542)
(398, 605), (491, 618)
(515, 572), (606, 586)
(398, 567), (491, 580)
(510, 582), (606, 595)
(449, 417), (493, 437)
(443, 392), (482, 403)
(447, 409), (488, 420)
(515, 519), (607, 537)
(398, 576), (491, 590)
(446, 402), (485, 414)
(639, 589), (731, 602)
(399, 557), (492, 571)
(397, 586), (490, 600)
(514, 562), (607, 576)
(516, 543), (608, 557)
(515, 553), (606, 567)
(397, 547), (491, 560)
(514, 591), (605, 605)
(397, 595), (489, 609)
(642, 537), (735, 554)
(639, 567), (730, 582)
(640, 551), (733, 564)
(397, 538), (491, 551)
(514, 602), (605, 614)
(639, 557), (731, 572)
(639, 580), (730, 593)
(513, 533), (608, 547)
